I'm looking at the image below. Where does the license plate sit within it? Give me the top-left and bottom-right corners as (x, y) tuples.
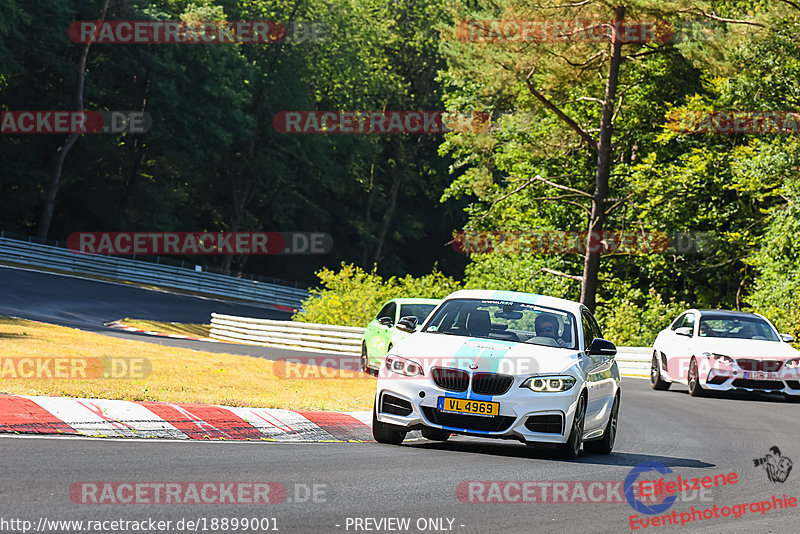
(437, 397), (499, 417)
(743, 371), (778, 380)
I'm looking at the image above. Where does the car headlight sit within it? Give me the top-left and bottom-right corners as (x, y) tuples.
(521, 375), (576, 392)
(785, 358), (800, 369)
(384, 355), (424, 377)
(703, 352), (734, 365)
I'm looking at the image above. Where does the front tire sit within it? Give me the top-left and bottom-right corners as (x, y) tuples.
(688, 357), (705, 397)
(361, 344), (377, 376)
(651, 353), (671, 390)
(372, 402), (407, 445)
(421, 427), (451, 441)
(557, 393), (586, 460)
(584, 393), (619, 455)
(361, 344), (369, 373)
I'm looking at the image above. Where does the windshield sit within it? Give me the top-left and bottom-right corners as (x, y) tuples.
(422, 298), (577, 349)
(399, 304), (438, 323)
(698, 316), (779, 341)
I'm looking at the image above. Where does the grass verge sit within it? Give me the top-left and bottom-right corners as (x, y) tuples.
(0, 317), (374, 411)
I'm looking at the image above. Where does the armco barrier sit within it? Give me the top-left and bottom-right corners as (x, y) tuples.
(615, 346), (651, 377)
(209, 313), (653, 376)
(0, 235), (309, 309)
(210, 314), (365, 354)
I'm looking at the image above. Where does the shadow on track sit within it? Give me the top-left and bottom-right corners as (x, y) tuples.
(659, 386), (800, 404)
(405, 439), (714, 468)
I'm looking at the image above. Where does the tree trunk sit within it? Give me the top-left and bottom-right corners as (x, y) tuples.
(372, 166), (402, 266)
(580, 6), (625, 313)
(222, 152), (252, 275)
(361, 165), (377, 266)
(37, 0), (110, 240)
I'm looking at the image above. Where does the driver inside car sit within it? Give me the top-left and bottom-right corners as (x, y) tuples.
(535, 313), (567, 348)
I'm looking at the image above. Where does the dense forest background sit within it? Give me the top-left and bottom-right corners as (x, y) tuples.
(2, 0), (799, 342)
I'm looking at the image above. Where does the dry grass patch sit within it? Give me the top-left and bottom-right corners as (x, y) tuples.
(0, 317), (375, 411)
(120, 318), (211, 338)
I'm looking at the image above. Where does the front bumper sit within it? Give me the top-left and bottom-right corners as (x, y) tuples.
(375, 375), (583, 444)
(697, 357), (800, 395)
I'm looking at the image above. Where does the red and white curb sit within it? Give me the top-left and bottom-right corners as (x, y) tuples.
(104, 320), (220, 343)
(0, 395), (375, 442)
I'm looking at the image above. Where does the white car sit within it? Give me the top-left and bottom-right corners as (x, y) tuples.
(372, 289), (621, 459)
(650, 309), (800, 397)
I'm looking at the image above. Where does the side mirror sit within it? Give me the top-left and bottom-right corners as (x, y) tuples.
(780, 333), (795, 343)
(396, 316), (419, 333)
(675, 327), (693, 337)
(588, 338), (617, 357)
(378, 316), (394, 327)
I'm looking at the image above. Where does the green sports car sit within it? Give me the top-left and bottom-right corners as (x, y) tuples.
(361, 298), (442, 375)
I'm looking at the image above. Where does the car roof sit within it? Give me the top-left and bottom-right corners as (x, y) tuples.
(679, 309), (775, 326)
(442, 289), (583, 314)
(693, 309), (763, 319)
(386, 298), (442, 305)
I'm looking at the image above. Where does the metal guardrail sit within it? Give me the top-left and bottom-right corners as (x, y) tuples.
(615, 346), (651, 377)
(0, 236), (310, 309)
(210, 313), (653, 375)
(210, 314), (364, 353)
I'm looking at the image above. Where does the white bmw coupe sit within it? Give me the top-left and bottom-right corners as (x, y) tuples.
(372, 289), (621, 459)
(651, 309), (800, 398)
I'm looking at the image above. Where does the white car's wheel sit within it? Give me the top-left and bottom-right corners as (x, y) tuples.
(687, 357), (705, 397)
(584, 392), (619, 455)
(372, 402), (406, 445)
(557, 393), (586, 459)
(650, 353), (670, 390)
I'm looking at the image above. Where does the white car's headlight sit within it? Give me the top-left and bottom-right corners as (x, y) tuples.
(785, 358), (800, 369)
(522, 375), (576, 392)
(703, 352), (735, 365)
(384, 355), (424, 376)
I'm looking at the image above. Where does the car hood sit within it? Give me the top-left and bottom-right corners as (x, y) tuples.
(693, 338), (800, 359)
(393, 332), (581, 376)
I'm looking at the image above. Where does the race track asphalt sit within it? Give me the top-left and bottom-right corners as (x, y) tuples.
(1, 378), (799, 533)
(1, 265), (799, 533)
